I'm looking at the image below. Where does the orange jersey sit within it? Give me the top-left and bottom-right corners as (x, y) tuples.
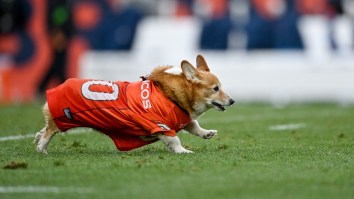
(46, 78), (191, 151)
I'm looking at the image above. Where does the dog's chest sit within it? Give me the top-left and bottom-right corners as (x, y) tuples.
(125, 80), (191, 130)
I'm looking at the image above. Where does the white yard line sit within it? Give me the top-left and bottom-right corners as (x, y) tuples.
(269, 123), (306, 131)
(0, 186), (94, 194)
(199, 112), (306, 124)
(199, 115), (268, 124)
(0, 128), (92, 142)
(0, 134), (35, 142)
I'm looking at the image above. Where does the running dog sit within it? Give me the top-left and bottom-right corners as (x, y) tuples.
(34, 55), (235, 154)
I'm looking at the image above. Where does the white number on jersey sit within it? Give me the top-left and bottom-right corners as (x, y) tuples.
(81, 80), (119, 101)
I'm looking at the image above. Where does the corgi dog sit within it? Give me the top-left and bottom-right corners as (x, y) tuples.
(34, 55), (235, 154)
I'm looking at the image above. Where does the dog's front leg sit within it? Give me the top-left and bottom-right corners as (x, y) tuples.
(184, 120), (217, 139)
(157, 134), (193, 153)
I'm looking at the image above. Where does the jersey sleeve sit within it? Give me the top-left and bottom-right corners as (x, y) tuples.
(129, 113), (177, 137)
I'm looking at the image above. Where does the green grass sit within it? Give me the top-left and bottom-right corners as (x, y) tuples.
(0, 102), (353, 199)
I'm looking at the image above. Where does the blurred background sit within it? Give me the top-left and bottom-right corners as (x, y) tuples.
(0, 0), (353, 105)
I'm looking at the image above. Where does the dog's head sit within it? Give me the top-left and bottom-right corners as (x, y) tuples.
(181, 55), (235, 116)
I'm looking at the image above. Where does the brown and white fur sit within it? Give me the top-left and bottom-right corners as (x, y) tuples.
(34, 55), (235, 154)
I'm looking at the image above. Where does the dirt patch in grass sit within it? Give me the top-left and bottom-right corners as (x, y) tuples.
(3, 161), (28, 169)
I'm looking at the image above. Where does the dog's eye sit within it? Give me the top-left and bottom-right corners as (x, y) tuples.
(213, 86), (219, 92)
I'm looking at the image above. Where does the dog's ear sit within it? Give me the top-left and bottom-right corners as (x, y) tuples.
(181, 60), (201, 82)
(196, 54), (210, 72)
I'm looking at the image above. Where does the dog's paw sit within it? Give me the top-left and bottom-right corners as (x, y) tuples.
(177, 149), (194, 154)
(173, 147), (194, 154)
(36, 138), (49, 154)
(33, 132), (42, 144)
(202, 130), (218, 139)
(36, 146), (48, 154)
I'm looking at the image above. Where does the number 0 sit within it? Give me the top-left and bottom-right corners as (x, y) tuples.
(81, 80), (119, 101)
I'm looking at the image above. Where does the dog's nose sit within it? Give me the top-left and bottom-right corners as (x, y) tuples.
(229, 98), (235, 105)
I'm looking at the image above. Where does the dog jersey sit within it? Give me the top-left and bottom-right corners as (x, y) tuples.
(46, 78), (192, 151)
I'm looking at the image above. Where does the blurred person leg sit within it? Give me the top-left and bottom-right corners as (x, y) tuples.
(38, 30), (68, 94)
(246, 7), (274, 49)
(296, 0), (333, 60)
(274, 0), (303, 49)
(198, 0), (232, 50)
(328, 0), (353, 55)
(247, 0), (287, 49)
(200, 16), (232, 50)
(98, 0), (143, 50)
(37, 0), (73, 95)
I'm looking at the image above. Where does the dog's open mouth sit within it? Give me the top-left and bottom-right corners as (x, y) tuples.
(212, 102), (226, 111)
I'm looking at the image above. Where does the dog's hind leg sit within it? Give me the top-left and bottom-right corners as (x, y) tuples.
(33, 126), (46, 145)
(157, 134), (193, 153)
(35, 121), (58, 154)
(34, 103), (59, 154)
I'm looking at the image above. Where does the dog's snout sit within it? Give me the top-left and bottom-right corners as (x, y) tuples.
(229, 98), (235, 105)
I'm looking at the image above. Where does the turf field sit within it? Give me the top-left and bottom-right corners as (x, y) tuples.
(0, 102), (353, 199)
